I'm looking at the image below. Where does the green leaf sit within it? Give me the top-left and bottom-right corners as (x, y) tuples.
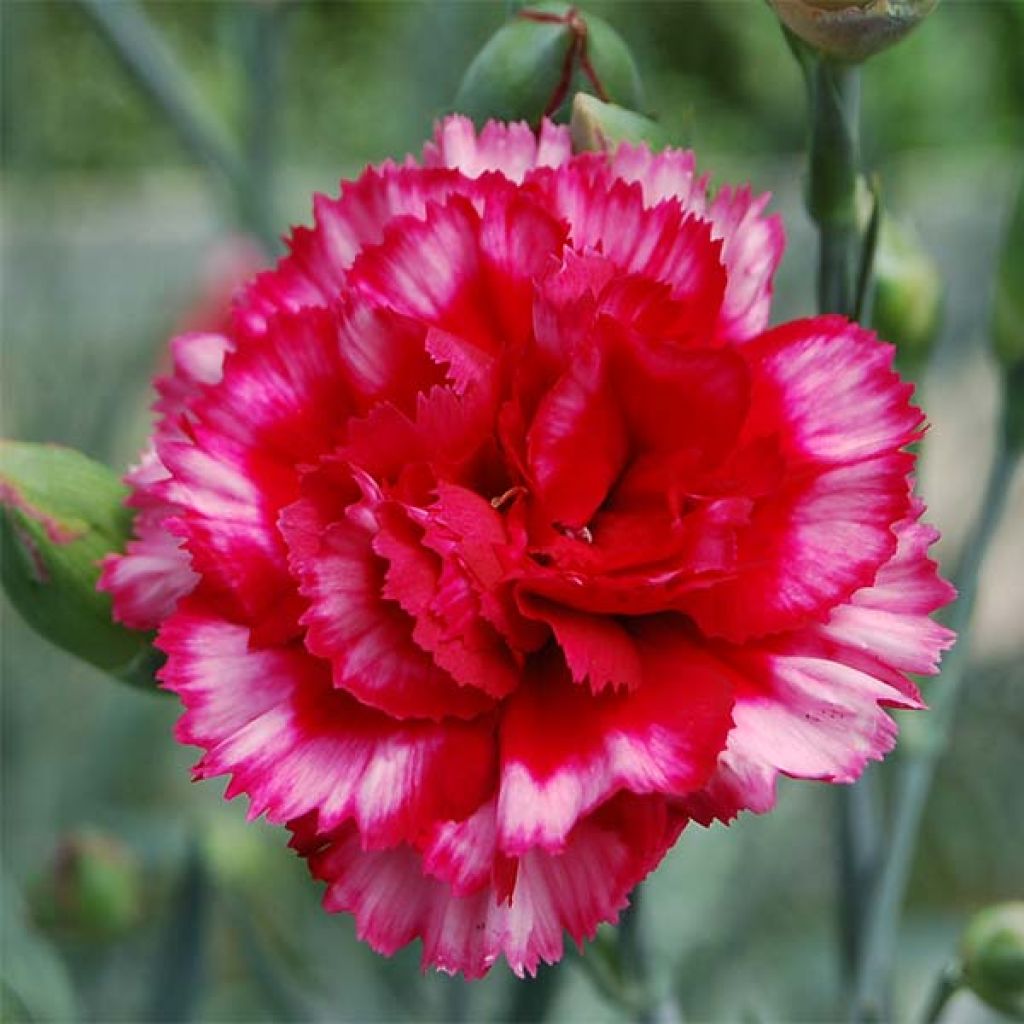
(0, 440), (156, 686)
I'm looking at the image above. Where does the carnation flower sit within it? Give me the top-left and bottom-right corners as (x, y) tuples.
(100, 115), (954, 978)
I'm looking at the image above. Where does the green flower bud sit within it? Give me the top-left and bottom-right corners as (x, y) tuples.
(993, 178), (1024, 450)
(853, 179), (942, 373)
(570, 92), (671, 153)
(873, 222), (942, 373)
(31, 831), (143, 940)
(455, 3), (644, 127)
(768, 0), (938, 63)
(0, 441), (155, 685)
(961, 902), (1024, 1019)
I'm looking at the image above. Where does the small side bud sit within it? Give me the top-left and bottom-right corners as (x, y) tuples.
(0, 441), (154, 684)
(570, 93), (671, 153)
(455, 3), (644, 126)
(960, 902), (1024, 1019)
(31, 831), (143, 941)
(768, 0), (938, 63)
(853, 179), (942, 373)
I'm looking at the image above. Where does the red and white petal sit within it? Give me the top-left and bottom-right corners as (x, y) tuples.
(527, 166), (727, 338)
(678, 454), (915, 641)
(684, 643), (923, 825)
(810, 504), (956, 678)
(307, 793), (683, 978)
(189, 309), (352, 465)
(422, 116), (571, 182)
(742, 316), (923, 465)
(521, 597), (643, 695)
(526, 341), (628, 528)
(348, 189), (564, 358)
(236, 165), (475, 331)
(154, 331), (232, 429)
(99, 520), (197, 631)
(678, 318), (924, 641)
(280, 469), (496, 719)
(606, 144), (709, 214)
(159, 600), (496, 846)
(708, 186), (784, 343)
(496, 621), (733, 853)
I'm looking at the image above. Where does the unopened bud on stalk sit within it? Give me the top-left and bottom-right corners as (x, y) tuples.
(855, 181), (943, 372)
(0, 441), (156, 686)
(31, 831), (143, 940)
(960, 902), (1024, 1019)
(768, 0), (938, 62)
(455, 3), (643, 127)
(570, 93), (670, 153)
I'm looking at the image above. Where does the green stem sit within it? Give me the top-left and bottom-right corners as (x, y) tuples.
(851, 440), (1018, 1021)
(506, 965), (562, 1024)
(809, 60), (861, 317)
(76, 0), (277, 251)
(77, 0), (247, 192)
(805, 56), (881, 1004)
(919, 965), (963, 1024)
(240, 1), (290, 251)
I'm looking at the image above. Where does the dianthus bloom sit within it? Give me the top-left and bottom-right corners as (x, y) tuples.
(101, 117), (954, 977)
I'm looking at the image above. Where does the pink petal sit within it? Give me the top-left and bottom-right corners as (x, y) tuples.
(422, 116), (571, 182)
(159, 599), (496, 846)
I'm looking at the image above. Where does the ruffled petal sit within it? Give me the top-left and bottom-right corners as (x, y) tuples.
(236, 164), (475, 331)
(159, 599), (497, 846)
(496, 620), (733, 853)
(707, 185), (785, 342)
(422, 116), (571, 182)
(678, 317), (923, 641)
(347, 189), (565, 357)
(526, 165), (727, 340)
(99, 515), (197, 630)
(304, 793), (683, 978)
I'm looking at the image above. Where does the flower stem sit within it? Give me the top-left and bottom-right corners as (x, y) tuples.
(804, 55), (882, 1004)
(919, 964), (963, 1024)
(852, 439), (1018, 1021)
(808, 59), (861, 318)
(76, 0), (278, 252)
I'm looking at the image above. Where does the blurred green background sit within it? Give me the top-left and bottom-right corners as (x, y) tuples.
(1, 2), (1022, 1021)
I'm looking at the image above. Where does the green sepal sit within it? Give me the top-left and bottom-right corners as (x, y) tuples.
(0, 440), (158, 688)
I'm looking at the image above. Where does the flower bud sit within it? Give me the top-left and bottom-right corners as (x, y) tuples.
(0, 441), (154, 684)
(768, 0), (938, 62)
(872, 216), (943, 373)
(960, 902), (1024, 1019)
(852, 179), (942, 372)
(31, 831), (143, 940)
(455, 3), (644, 126)
(570, 92), (671, 153)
